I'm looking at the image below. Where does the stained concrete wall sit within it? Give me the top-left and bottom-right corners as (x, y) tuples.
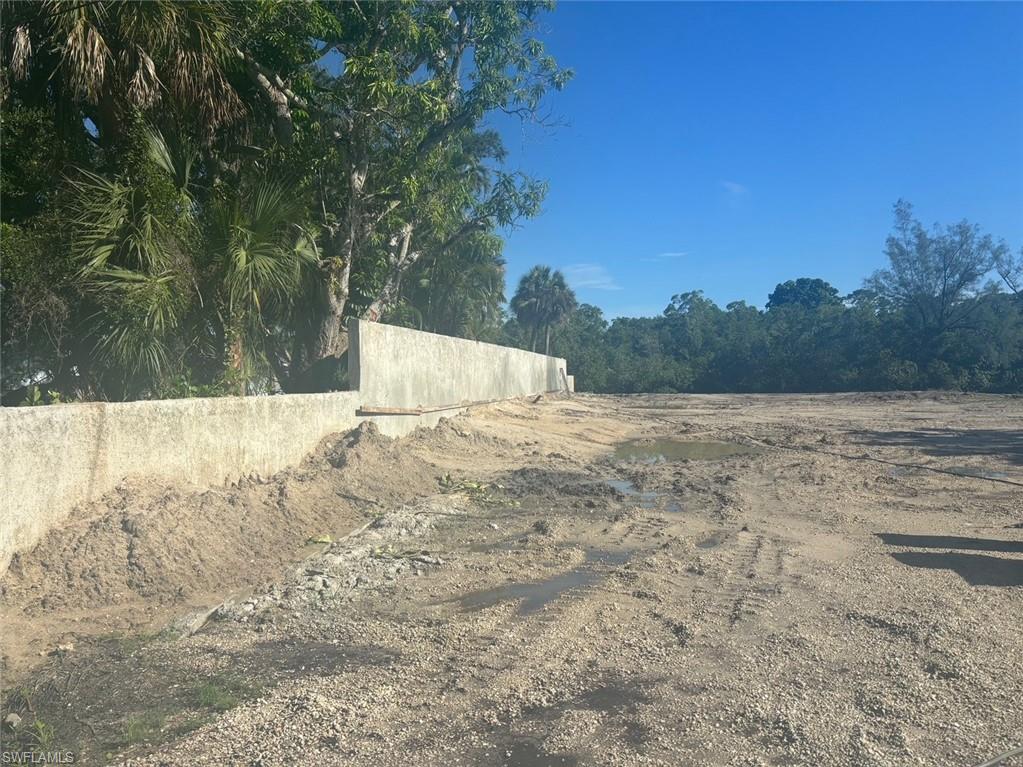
(0, 321), (569, 572)
(351, 320), (569, 409)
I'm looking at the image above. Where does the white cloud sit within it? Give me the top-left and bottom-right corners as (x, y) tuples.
(719, 180), (748, 196)
(562, 263), (622, 291)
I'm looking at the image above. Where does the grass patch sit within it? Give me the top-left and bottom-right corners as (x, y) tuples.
(195, 683), (238, 712)
(192, 674), (261, 713)
(123, 711), (166, 746)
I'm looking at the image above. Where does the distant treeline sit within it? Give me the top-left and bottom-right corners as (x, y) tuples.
(501, 202), (1023, 394)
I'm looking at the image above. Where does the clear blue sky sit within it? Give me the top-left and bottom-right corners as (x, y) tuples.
(490, 1), (1023, 319)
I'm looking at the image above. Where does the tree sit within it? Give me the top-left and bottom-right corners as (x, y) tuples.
(995, 247), (1023, 298)
(1, 1), (571, 399)
(277, 2), (571, 388)
(64, 125), (318, 398)
(767, 278), (841, 310)
(1, 0), (331, 147)
(389, 231), (507, 341)
(510, 266), (578, 354)
(549, 303), (609, 391)
(866, 200), (1007, 353)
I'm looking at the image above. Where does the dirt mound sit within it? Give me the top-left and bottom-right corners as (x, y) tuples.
(501, 467), (610, 499)
(0, 423), (440, 616)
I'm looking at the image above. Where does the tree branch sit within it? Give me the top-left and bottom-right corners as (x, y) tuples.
(235, 49), (308, 145)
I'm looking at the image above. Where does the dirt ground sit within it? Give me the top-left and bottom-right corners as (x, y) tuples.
(2, 392), (1022, 767)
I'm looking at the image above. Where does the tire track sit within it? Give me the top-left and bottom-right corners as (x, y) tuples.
(690, 530), (770, 640)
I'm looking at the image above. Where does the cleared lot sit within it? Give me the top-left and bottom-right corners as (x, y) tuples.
(2, 393), (1022, 766)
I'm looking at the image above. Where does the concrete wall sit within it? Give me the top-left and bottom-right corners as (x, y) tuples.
(351, 320), (569, 409)
(0, 321), (569, 572)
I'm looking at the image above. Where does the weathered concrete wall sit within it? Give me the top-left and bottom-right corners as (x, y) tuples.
(351, 320), (569, 409)
(1, 321), (569, 572)
(0, 392), (357, 573)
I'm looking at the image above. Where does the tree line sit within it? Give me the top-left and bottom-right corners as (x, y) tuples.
(1, 0), (569, 403)
(505, 202), (1023, 394)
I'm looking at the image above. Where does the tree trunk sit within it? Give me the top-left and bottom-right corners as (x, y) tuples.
(544, 324), (551, 355)
(312, 276), (349, 360)
(297, 153), (367, 387)
(229, 329), (245, 396)
(363, 224), (416, 323)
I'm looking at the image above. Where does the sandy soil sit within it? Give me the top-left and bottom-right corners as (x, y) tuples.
(2, 392), (1022, 766)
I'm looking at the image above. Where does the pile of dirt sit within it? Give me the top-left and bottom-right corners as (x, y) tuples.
(0, 422), (440, 616)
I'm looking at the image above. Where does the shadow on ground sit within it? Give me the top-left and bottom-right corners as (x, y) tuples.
(851, 428), (1023, 466)
(877, 533), (1023, 554)
(889, 552), (1023, 587)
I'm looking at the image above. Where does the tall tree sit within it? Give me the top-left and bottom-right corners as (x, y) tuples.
(767, 278), (841, 310)
(278, 2), (570, 388)
(510, 265), (577, 354)
(866, 200), (1007, 352)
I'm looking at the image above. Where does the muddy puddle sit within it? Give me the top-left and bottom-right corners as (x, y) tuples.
(457, 549), (631, 615)
(477, 676), (654, 766)
(614, 439), (763, 463)
(606, 478), (682, 513)
(606, 479), (659, 508)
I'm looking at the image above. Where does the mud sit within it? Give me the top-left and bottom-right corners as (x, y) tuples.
(2, 392), (1022, 767)
(614, 438), (764, 462)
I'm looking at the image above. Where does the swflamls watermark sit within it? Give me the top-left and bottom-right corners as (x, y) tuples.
(1, 752), (76, 765)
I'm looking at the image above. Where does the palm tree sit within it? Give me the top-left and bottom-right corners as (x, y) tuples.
(206, 182), (319, 393)
(71, 125), (317, 396)
(510, 265), (578, 354)
(4, 0), (245, 144)
(69, 129), (196, 392)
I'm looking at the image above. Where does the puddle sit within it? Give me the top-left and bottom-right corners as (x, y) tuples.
(458, 549), (630, 615)
(606, 479), (659, 508)
(615, 439), (763, 463)
(605, 479), (684, 514)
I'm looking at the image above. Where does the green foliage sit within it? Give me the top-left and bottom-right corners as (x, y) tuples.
(535, 283), (1022, 395)
(25, 718), (56, 751)
(20, 385), (61, 406)
(511, 203), (1021, 395)
(510, 265), (578, 354)
(388, 231), (507, 340)
(767, 278), (841, 310)
(194, 683), (239, 712)
(2, 0), (569, 399)
(192, 675), (260, 712)
(123, 712), (166, 747)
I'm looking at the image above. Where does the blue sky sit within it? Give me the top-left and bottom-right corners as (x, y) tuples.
(490, 2), (1023, 319)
